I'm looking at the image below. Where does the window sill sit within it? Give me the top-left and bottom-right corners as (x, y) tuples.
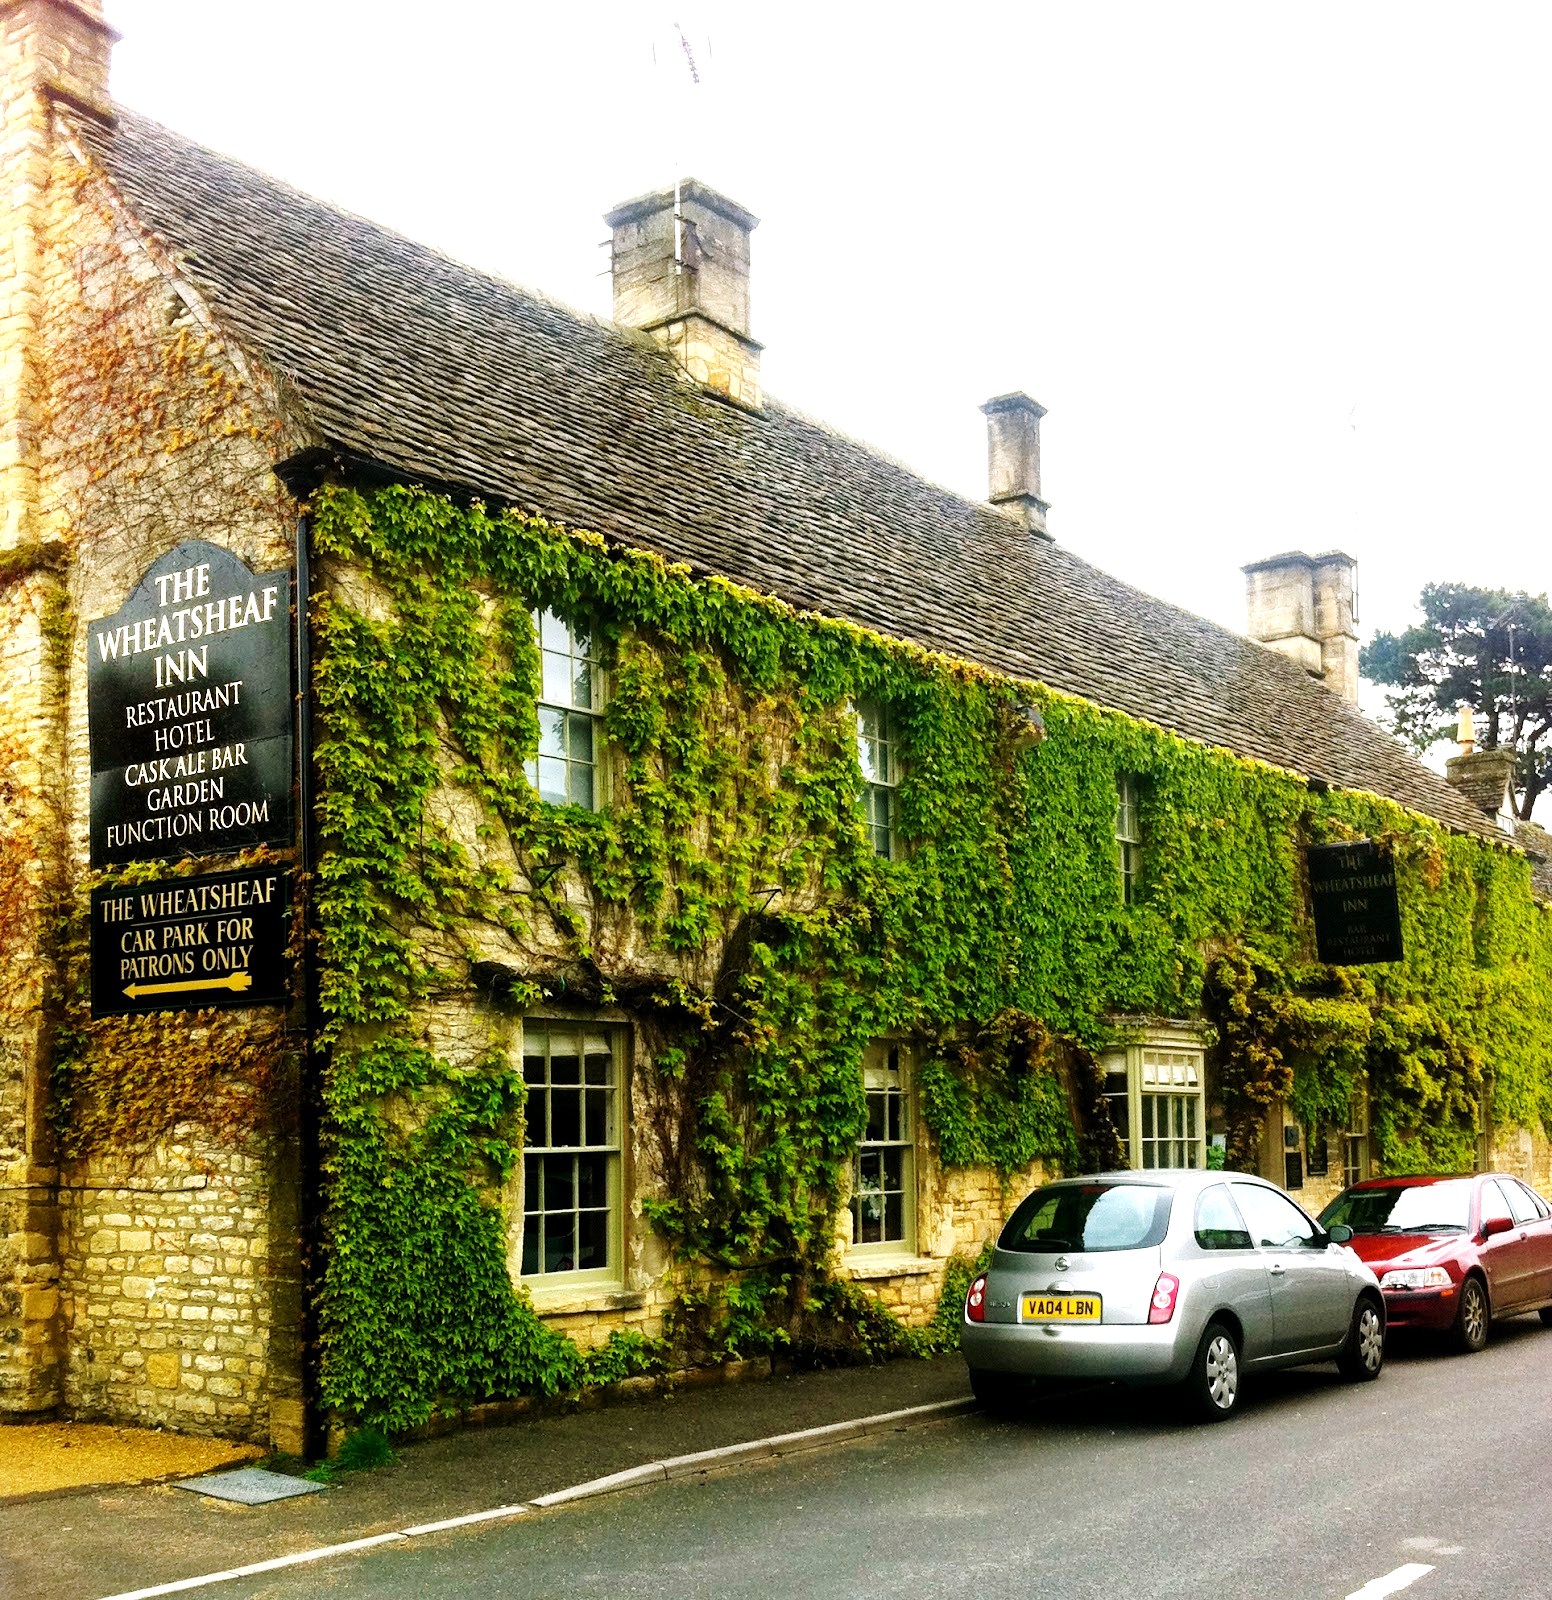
(524, 1284), (643, 1316)
(842, 1254), (940, 1282)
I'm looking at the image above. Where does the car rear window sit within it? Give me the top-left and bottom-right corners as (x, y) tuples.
(1000, 1182), (1172, 1254)
(1320, 1179), (1473, 1234)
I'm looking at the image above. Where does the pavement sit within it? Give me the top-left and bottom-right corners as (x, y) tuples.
(0, 1354), (973, 1600)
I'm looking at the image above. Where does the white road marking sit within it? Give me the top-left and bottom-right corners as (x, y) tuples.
(92, 1533), (409, 1600)
(1345, 1563), (1436, 1600)
(1401, 1537), (1463, 1556)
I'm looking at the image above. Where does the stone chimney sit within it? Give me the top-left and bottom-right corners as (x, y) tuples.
(981, 392), (1050, 539)
(604, 178), (762, 410)
(1, 0), (116, 550)
(1446, 706), (1518, 831)
(1242, 551), (1359, 705)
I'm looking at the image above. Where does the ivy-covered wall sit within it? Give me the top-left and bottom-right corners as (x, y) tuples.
(309, 483), (1552, 1431)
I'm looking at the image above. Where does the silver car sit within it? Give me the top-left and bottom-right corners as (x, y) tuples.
(961, 1169), (1385, 1420)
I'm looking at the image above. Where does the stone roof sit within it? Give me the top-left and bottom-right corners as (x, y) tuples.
(83, 107), (1502, 842)
(1514, 821), (1552, 901)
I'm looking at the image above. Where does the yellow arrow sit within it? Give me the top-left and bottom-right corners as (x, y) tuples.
(124, 972), (254, 999)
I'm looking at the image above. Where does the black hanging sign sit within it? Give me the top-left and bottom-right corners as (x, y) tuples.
(87, 542), (294, 867)
(1307, 839), (1404, 965)
(90, 866), (291, 1018)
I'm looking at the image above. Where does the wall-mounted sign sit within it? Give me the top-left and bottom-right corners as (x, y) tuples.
(87, 542), (294, 866)
(1307, 840), (1404, 966)
(90, 867), (291, 1018)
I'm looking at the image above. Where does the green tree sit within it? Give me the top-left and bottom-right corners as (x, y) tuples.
(1362, 584), (1552, 821)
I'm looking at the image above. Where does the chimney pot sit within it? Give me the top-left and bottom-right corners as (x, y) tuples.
(981, 392), (1050, 540)
(605, 178), (762, 410)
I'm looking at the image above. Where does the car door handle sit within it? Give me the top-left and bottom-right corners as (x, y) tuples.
(1269, 1262), (1286, 1275)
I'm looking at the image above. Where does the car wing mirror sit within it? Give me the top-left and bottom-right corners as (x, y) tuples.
(1326, 1223), (1354, 1244)
(1482, 1215), (1514, 1239)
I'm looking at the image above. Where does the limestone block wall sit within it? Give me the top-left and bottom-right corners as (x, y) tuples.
(1486, 1124), (1552, 1190)
(56, 1133), (304, 1446)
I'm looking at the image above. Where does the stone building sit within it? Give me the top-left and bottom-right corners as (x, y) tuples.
(3, 3), (1549, 1447)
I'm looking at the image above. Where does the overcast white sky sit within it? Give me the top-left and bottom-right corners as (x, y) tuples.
(104, 1), (1551, 653)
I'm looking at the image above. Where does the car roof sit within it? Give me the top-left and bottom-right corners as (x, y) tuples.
(1346, 1173), (1482, 1190)
(1043, 1169), (1255, 1193)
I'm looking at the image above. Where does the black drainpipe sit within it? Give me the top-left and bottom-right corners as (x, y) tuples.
(292, 506), (326, 1459)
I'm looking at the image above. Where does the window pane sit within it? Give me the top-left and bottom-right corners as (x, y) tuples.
(882, 1147), (903, 1190)
(570, 761), (595, 811)
(543, 1154), (575, 1209)
(576, 1153), (608, 1208)
(550, 1089), (581, 1147)
(520, 1220), (539, 1275)
(1481, 1180), (1513, 1227)
(884, 1193), (903, 1241)
(584, 1046), (612, 1085)
(1231, 1183), (1318, 1248)
(538, 755), (569, 806)
(568, 710), (594, 762)
(523, 1152), (541, 1206)
(538, 706), (568, 757)
(526, 1091), (548, 1148)
(549, 1042), (581, 1083)
(572, 658), (595, 711)
(865, 1092), (885, 1142)
(1195, 1184), (1252, 1250)
(544, 1212), (578, 1273)
(542, 649), (574, 707)
(585, 1089), (611, 1145)
(538, 609), (571, 652)
(577, 1209), (608, 1269)
(522, 1050), (546, 1085)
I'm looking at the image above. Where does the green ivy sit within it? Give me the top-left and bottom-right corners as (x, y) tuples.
(307, 482), (1552, 1429)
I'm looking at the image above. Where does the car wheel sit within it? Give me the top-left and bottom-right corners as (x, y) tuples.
(1336, 1296), (1385, 1382)
(968, 1368), (1025, 1414)
(1539, 1306), (1552, 1328)
(1183, 1321), (1240, 1422)
(1454, 1275), (1489, 1354)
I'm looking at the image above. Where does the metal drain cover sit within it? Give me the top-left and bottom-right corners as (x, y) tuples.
(174, 1467), (326, 1504)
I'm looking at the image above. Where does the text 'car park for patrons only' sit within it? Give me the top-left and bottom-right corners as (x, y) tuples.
(962, 1170), (1384, 1420)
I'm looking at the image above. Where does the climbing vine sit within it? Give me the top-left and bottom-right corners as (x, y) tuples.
(305, 482), (1552, 1430)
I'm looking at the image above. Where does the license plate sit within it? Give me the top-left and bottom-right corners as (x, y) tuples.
(1022, 1293), (1101, 1322)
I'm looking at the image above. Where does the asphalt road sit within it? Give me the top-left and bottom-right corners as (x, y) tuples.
(194, 1316), (1552, 1600)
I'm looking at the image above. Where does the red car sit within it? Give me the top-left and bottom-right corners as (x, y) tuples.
(1319, 1173), (1552, 1353)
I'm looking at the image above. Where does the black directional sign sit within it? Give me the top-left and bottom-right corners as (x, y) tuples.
(90, 867), (291, 1018)
(1307, 840), (1404, 966)
(87, 541), (294, 867)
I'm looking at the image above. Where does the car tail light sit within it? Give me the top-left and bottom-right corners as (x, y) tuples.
(965, 1273), (988, 1323)
(1149, 1272), (1180, 1324)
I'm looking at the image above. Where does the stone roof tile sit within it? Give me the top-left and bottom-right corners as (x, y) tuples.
(84, 108), (1499, 841)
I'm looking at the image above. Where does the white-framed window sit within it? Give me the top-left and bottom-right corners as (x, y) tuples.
(1115, 773), (1142, 905)
(520, 1022), (622, 1286)
(850, 1042), (914, 1252)
(525, 609), (602, 809)
(1345, 1090), (1370, 1188)
(855, 700), (898, 859)
(1102, 1041), (1206, 1170)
